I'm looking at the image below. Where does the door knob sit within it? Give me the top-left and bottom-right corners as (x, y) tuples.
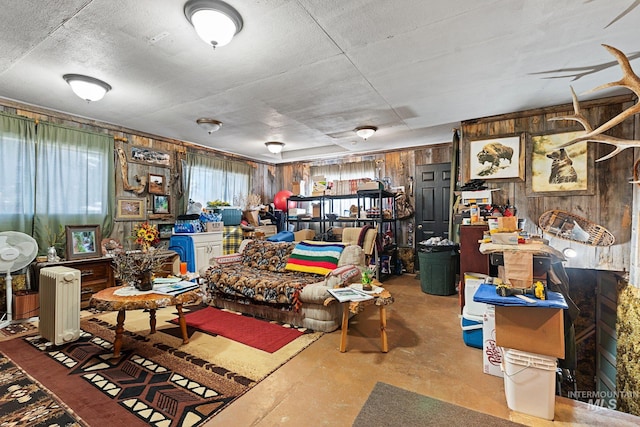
(417, 224), (423, 229)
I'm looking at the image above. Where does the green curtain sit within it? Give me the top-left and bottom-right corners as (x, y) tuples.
(33, 122), (114, 254)
(184, 152), (252, 212)
(0, 112), (36, 233)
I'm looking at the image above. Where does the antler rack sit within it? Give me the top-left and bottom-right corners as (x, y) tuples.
(549, 44), (640, 163)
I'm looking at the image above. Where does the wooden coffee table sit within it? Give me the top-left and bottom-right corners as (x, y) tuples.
(328, 289), (394, 353)
(89, 286), (200, 358)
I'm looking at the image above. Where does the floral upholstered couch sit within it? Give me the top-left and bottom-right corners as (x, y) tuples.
(201, 239), (365, 332)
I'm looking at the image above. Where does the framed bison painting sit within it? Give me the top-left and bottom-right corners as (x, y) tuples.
(469, 135), (524, 180)
(526, 130), (594, 196)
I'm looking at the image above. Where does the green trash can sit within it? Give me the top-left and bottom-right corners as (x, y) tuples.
(418, 244), (459, 295)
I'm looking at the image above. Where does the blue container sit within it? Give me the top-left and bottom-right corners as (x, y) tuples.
(461, 306), (483, 349)
(168, 235), (196, 273)
(213, 208), (242, 226)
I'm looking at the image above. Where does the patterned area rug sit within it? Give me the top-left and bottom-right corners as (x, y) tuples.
(0, 308), (323, 426)
(0, 352), (85, 426)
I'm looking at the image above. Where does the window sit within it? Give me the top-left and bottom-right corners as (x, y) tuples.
(184, 153), (252, 207)
(0, 113), (114, 251)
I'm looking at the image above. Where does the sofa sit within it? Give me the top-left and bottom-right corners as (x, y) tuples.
(201, 234), (372, 332)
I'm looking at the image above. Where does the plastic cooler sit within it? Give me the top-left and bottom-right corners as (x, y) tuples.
(502, 349), (557, 420)
(461, 306), (483, 349)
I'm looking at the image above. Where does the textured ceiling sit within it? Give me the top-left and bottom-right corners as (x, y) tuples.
(0, 0), (638, 163)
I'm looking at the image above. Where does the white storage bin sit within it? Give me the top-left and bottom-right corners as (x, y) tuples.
(464, 273), (489, 317)
(502, 349), (557, 420)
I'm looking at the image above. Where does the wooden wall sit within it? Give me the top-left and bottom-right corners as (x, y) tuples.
(0, 99), (276, 245)
(460, 95), (635, 272)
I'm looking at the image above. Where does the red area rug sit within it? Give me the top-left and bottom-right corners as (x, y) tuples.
(176, 307), (304, 353)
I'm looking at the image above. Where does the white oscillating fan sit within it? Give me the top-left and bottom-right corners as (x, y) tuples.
(0, 231), (38, 328)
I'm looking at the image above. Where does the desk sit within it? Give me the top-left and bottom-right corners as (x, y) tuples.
(89, 286), (200, 358)
(331, 289), (394, 353)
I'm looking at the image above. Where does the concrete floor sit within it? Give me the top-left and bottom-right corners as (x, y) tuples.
(206, 274), (640, 426)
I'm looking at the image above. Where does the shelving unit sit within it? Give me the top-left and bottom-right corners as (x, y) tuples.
(287, 190), (398, 279)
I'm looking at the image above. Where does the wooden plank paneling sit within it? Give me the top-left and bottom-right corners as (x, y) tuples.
(461, 95), (635, 271)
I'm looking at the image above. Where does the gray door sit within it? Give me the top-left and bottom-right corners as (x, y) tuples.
(415, 163), (451, 242)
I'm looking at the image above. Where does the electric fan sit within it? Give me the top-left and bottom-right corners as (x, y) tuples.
(0, 231), (38, 328)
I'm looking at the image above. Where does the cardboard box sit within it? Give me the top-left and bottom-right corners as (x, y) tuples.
(294, 229), (316, 241)
(13, 290), (39, 320)
(498, 216), (518, 231)
(254, 225), (277, 237)
(491, 232), (518, 245)
(312, 204), (321, 218)
(483, 305), (503, 377)
(494, 305), (565, 358)
(461, 189), (492, 205)
(205, 221), (223, 232)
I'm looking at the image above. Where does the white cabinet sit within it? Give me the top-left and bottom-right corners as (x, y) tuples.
(168, 232), (222, 274)
(191, 232), (222, 272)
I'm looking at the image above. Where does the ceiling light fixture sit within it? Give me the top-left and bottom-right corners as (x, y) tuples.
(63, 74), (112, 102)
(184, 0), (243, 48)
(196, 118), (223, 134)
(355, 126), (377, 140)
(265, 141), (285, 154)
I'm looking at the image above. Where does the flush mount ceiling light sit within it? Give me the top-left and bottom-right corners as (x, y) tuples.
(63, 74), (112, 102)
(265, 141), (285, 154)
(184, 0), (243, 48)
(355, 126), (377, 141)
(196, 118), (223, 134)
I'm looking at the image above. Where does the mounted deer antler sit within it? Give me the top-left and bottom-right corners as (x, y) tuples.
(549, 44), (640, 162)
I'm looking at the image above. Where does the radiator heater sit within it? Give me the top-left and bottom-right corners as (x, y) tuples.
(39, 266), (81, 345)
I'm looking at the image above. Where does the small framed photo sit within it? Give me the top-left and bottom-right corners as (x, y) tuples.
(65, 225), (101, 260)
(153, 195), (170, 214)
(148, 173), (165, 195)
(468, 135), (524, 181)
(116, 198), (146, 220)
(158, 223), (174, 239)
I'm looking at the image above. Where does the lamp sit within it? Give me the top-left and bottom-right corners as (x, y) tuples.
(63, 74), (111, 102)
(265, 141), (285, 154)
(355, 126), (377, 140)
(184, 0), (243, 48)
(196, 118), (223, 134)
(563, 247), (577, 258)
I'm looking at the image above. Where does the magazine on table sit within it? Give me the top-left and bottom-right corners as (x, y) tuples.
(153, 280), (199, 296)
(327, 287), (374, 302)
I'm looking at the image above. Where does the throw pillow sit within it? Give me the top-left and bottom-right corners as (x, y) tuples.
(285, 240), (346, 275)
(325, 264), (362, 288)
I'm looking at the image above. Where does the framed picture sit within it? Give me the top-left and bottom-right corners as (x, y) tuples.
(65, 225), (101, 260)
(153, 195), (170, 214)
(158, 223), (174, 239)
(469, 135), (524, 180)
(148, 173), (165, 195)
(130, 146), (171, 167)
(526, 131), (594, 196)
(116, 198), (146, 220)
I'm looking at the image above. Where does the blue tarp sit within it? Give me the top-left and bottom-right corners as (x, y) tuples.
(473, 283), (568, 309)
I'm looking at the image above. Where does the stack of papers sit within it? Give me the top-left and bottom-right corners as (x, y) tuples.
(153, 279), (199, 296)
(327, 287), (374, 302)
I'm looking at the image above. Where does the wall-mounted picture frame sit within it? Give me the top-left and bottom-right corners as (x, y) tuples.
(526, 130), (594, 196)
(153, 195), (170, 214)
(130, 146), (171, 167)
(116, 198), (146, 220)
(158, 223), (174, 239)
(148, 173), (165, 195)
(468, 135), (524, 180)
(65, 225), (101, 260)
